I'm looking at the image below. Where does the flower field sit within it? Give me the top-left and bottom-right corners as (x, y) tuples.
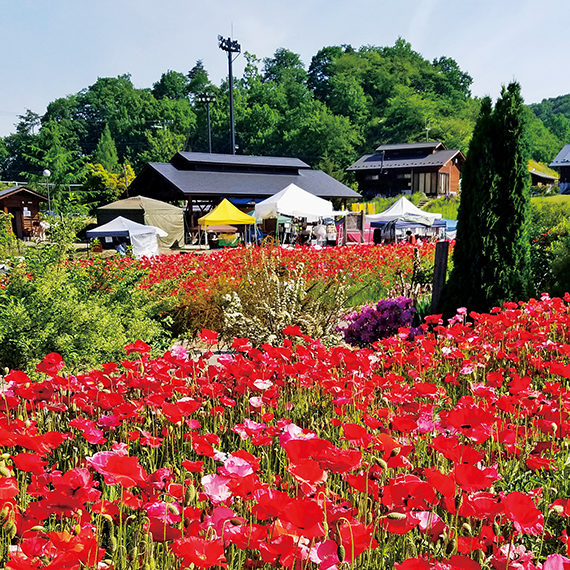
(1, 267), (570, 569)
(0, 248), (570, 570)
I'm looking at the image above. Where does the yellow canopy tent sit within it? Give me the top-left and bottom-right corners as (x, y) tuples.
(198, 199), (255, 226)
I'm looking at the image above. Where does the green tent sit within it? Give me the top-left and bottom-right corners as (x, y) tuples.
(97, 196), (185, 248)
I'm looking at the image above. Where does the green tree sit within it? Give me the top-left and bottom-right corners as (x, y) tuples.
(484, 82), (531, 304)
(93, 124), (119, 172)
(263, 48), (307, 84)
(307, 45), (345, 102)
(84, 162), (135, 209)
(139, 129), (185, 163)
(445, 83), (531, 313)
(152, 70), (189, 100)
(187, 60), (212, 100)
(444, 97), (494, 312)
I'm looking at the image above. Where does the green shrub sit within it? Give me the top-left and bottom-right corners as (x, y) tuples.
(0, 253), (174, 372)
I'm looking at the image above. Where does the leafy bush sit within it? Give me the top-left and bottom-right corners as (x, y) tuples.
(528, 199), (570, 295)
(340, 296), (419, 347)
(0, 212), (19, 257)
(0, 252), (174, 371)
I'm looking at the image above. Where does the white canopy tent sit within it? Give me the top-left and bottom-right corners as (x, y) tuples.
(254, 183), (334, 222)
(366, 196), (442, 226)
(86, 216), (167, 258)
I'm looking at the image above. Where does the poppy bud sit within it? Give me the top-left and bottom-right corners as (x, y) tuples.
(550, 505), (564, 515)
(551, 423), (558, 433)
(108, 535), (118, 555)
(3, 517), (17, 539)
(493, 521), (501, 537)
(376, 458), (388, 470)
(0, 453), (10, 461)
(390, 447), (401, 457)
(30, 525), (46, 532)
(0, 507), (9, 522)
(0, 465), (11, 478)
(445, 537), (457, 556)
(167, 503), (180, 516)
(454, 494), (463, 510)
(387, 512), (407, 519)
(461, 522), (472, 535)
(337, 544), (346, 563)
(184, 484), (196, 505)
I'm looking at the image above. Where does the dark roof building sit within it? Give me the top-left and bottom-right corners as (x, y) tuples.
(0, 186), (48, 239)
(128, 152), (360, 207)
(347, 142), (465, 199)
(550, 144), (570, 193)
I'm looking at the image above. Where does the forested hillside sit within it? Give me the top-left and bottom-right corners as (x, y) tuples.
(530, 94), (570, 152)
(0, 39), (566, 211)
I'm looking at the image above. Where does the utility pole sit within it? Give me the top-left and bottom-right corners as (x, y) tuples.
(425, 119), (432, 143)
(218, 35), (241, 154)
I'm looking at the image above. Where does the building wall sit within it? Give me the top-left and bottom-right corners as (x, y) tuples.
(438, 160), (461, 194)
(1, 193), (43, 239)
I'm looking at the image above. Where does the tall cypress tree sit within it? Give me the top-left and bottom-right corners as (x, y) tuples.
(445, 82), (531, 313)
(445, 97), (494, 313)
(483, 82), (531, 305)
(93, 124), (119, 172)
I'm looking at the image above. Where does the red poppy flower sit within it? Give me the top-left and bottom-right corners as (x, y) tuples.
(171, 536), (226, 568)
(502, 491), (544, 535)
(124, 340), (151, 355)
(0, 477), (19, 501)
(35, 352), (65, 376)
(198, 329), (219, 345)
(12, 453), (48, 476)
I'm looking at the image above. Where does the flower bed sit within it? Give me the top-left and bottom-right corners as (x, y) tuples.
(1, 295), (569, 568)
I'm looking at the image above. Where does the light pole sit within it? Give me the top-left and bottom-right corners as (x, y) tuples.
(42, 169), (51, 212)
(196, 92), (216, 153)
(218, 35), (241, 155)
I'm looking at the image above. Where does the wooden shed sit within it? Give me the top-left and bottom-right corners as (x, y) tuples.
(0, 186), (48, 239)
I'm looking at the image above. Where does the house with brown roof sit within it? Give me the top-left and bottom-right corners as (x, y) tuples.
(0, 186), (47, 239)
(347, 142), (465, 199)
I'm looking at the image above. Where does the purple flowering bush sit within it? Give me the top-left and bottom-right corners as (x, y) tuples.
(340, 296), (420, 347)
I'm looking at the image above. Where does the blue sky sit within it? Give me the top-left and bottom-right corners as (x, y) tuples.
(1, 0), (568, 137)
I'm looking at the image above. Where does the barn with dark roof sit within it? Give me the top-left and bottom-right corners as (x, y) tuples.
(128, 152), (360, 224)
(347, 142), (465, 199)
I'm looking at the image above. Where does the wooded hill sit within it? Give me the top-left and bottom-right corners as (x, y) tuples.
(0, 39), (567, 211)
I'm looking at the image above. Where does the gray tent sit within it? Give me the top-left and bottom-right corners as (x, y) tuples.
(97, 196), (184, 248)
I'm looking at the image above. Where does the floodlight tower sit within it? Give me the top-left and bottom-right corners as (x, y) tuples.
(218, 35), (241, 154)
(196, 92), (216, 153)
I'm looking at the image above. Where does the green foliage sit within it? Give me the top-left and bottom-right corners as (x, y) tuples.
(530, 93), (570, 145)
(422, 195), (460, 220)
(0, 212), (18, 257)
(93, 124), (119, 172)
(3, 39), (563, 198)
(84, 163), (135, 210)
(0, 252), (172, 372)
(152, 70), (189, 100)
(548, 218), (570, 296)
(446, 84), (531, 314)
(528, 198), (570, 294)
